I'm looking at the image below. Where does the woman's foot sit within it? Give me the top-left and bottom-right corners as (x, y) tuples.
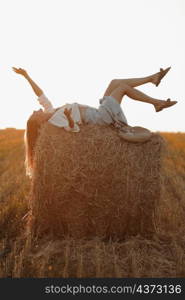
(154, 99), (177, 112)
(151, 67), (171, 86)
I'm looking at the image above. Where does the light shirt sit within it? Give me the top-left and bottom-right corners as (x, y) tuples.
(38, 94), (82, 132)
(37, 94), (128, 131)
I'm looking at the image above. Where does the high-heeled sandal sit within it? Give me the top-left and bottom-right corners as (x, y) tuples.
(155, 99), (177, 112)
(155, 67), (171, 87)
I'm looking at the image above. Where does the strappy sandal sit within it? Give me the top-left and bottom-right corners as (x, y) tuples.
(155, 67), (171, 87)
(155, 99), (177, 112)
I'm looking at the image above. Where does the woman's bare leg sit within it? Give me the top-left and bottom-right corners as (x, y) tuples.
(103, 68), (170, 97)
(110, 82), (177, 111)
(110, 83), (164, 104)
(114, 74), (155, 87)
(103, 76), (152, 97)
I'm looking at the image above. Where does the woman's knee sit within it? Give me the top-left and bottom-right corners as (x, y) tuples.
(108, 79), (118, 90)
(110, 79), (117, 84)
(109, 81), (129, 95)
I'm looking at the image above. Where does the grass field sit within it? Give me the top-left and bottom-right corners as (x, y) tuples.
(0, 128), (185, 277)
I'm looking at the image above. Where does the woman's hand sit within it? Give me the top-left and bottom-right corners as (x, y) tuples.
(12, 67), (28, 77)
(64, 108), (74, 128)
(64, 108), (72, 117)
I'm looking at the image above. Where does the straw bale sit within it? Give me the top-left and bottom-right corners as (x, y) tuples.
(29, 121), (165, 239)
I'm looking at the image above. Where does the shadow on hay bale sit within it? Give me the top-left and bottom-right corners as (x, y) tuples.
(29, 120), (165, 240)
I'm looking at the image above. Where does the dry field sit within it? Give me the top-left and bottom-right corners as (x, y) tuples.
(0, 128), (185, 277)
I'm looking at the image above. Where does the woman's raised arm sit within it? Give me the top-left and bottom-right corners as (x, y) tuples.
(12, 67), (54, 113)
(12, 67), (43, 97)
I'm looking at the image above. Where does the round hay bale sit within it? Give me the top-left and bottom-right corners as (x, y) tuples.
(29, 122), (165, 239)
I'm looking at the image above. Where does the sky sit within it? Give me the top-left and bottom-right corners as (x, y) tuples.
(0, 0), (184, 132)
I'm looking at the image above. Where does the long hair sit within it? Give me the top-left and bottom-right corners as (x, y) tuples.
(25, 109), (54, 177)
